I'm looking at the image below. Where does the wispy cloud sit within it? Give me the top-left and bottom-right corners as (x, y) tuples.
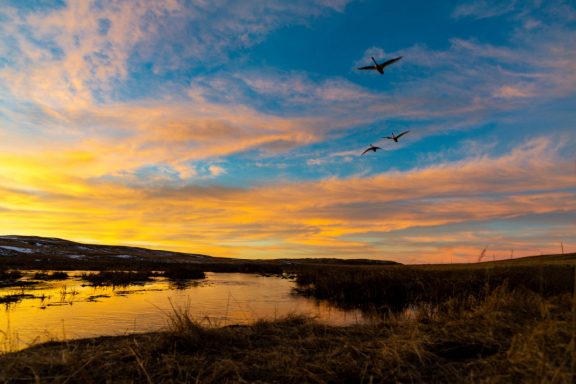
(1, 136), (573, 261)
(493, 85), (536, 98)
(0, 0), (574, 262)
(2, 0), (574, 166)
(452, 0), (518, 20)
(0, 0), (351, 107)
(453, 0), (576, 24)
(208, 165), (227, 177)
(0, 0), (362, 182)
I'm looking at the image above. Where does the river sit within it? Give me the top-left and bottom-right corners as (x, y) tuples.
(0, 271), (366, 352)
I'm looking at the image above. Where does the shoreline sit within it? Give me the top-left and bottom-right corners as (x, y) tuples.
(1, 286), (572, 383)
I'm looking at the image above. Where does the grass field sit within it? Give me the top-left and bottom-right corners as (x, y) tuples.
(293, 262), (575, 314)
(1, 243), (575, 383)
(0, 284), (573, 383)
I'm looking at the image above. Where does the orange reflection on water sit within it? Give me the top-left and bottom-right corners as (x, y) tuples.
(0, 272), (365, 352)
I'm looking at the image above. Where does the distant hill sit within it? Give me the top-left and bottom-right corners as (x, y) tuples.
(275, 258), (400, 266)
(0, 235), (399, 269)
(475, 252), (576, 267)
(0, 235), (219, 267)
(4, 234), (569, 270)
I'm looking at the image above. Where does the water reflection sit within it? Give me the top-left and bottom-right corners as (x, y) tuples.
(1, 272), (365, 351)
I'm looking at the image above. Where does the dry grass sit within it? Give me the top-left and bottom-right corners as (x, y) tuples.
(1, 257), (575, 382)
(0, 285), (573, 383)
(162, 266), (206, 281)
(0, 270), (23, 287)
(293, 264), (575, 314)
(32, 271), (69, 281)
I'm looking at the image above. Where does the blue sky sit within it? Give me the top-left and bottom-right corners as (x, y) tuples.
(0, 0), (574, 263)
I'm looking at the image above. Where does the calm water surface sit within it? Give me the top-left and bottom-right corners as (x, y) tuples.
(1, 272), (365, 351)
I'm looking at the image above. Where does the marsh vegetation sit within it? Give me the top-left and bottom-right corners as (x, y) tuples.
(293, 263), (575, 314)
(0, 253), (574, 382)
(0, 284), (573, 383)
(32, 271), (68, 280)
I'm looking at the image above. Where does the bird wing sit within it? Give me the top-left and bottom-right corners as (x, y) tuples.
(357, 65), (377, 70)
(382, 136), (394, 140)
(395, 130), (410, 139)
(381, 56), (403, 68)
(361, 148), (372, 155)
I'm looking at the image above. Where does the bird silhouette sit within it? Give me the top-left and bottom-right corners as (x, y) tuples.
(383, 130), (410, 142)
(361, 144), (382, 155)
(357, 56), (403, 74)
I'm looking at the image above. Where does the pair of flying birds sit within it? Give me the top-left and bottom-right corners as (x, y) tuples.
(357, 55), (407, 156)
(361, 130), (410, 155)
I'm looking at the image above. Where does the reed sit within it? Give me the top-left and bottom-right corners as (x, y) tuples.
(32, 271), (69, 280)
(0, 270), (22, 282)
(293, 264), (575, 314)
(1, 259), (574, 382)
(162, 266), (206, 281)
(0, 286), (572, 383)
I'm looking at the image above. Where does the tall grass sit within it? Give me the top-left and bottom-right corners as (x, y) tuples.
(294, 264), (574, 314)
(162, 266), (206, 280)
(0, 270), (35, 289)
(0, 270), (23, 283)
(32, 271), (68, 280)
(0, 286), (572, 383)
(0, 262), (574, 382)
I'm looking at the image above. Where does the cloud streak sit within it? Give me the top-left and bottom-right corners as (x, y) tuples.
(0, 0), (574, 262)
(1, 136), (573, 261)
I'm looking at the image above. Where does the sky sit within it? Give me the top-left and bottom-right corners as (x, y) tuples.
(0, 0), (575, 263)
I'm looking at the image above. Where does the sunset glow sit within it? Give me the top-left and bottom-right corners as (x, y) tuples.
(1, 0), (575, 263)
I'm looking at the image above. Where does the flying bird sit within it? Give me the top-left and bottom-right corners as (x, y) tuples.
(383, 130), (410, 142)
(357, 56), (403, 74)
(361, 144), (382, 155)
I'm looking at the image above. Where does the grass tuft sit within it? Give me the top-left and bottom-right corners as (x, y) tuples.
(32, 271), (69, 280)
(162, 267), (206, 281)
(1, 286), (573, 383)
(1, 260), (575, 382)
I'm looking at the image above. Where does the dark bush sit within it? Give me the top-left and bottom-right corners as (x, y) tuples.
(0, 269), (23, 281)
(81, 271), (152, 286)
(163, 267), (206, 280)
(33, 271), (69, 280)
(203, 262), (283, 274)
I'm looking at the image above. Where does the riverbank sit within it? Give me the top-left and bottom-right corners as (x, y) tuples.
(1, 236), (574, 382)
(1, 286), (572, 383)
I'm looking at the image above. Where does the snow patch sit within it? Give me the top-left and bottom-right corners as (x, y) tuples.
(113, 254), (134, 259)
(0, 246), (34, 253)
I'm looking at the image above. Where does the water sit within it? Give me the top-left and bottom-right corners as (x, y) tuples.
(0, 272), (365, 352)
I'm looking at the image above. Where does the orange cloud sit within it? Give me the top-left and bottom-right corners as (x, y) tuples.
(0, 137), (573, 263)
(493, 85), (536, 98)
(1, 1), (574, 263)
